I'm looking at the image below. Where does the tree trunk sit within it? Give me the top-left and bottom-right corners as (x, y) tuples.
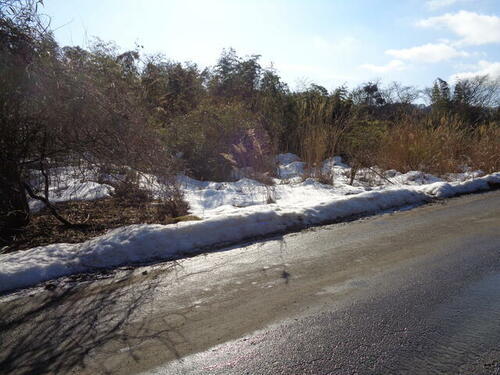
(0, 160), (30, 242)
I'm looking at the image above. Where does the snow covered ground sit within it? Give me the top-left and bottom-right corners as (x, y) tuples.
(1, 155), (499, 294)
(28, 166), (114, 212)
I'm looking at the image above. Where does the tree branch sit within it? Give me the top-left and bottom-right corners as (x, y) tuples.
(22, 182), (73, 226)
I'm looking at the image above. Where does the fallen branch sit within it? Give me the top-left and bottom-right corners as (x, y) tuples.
(23, 182), (73, 227)
(366, 166), (395, 185)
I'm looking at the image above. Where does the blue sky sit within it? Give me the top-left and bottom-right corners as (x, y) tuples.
(43, 0), (500, 91)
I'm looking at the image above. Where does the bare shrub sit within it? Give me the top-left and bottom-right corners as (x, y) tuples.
(110, 170), (152, 203)
(156, 184), (190, 221)
(341, 121), (387, 184)
(301, 165), (334, 185)
(317, 170), (334, 185)
(1, 1), (180, 240)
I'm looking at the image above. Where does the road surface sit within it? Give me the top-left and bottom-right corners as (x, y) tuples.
(0, 190), (499, 374)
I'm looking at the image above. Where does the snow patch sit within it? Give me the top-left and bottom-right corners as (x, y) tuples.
(277, 161), (306, 179)
(28, 166), (114, 212)
(276, 153), (301, 165)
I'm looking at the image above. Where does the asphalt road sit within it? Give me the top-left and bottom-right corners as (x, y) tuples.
(0, 190), (499, 375)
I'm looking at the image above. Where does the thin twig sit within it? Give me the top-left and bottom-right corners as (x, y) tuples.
(366, 166), (395, 185)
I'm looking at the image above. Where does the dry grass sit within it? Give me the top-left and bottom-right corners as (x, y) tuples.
(295, 93), (347, 170)
(468, 124), (500, 173)
(301, 126), (330, 168)
(301, 167), (334, 185)
(377, 116), (472, 175)
(164, 215), (201, 224)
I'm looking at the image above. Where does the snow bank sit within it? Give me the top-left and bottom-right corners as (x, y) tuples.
(420, 173), (500, 198)
(1, 171), (499, 294)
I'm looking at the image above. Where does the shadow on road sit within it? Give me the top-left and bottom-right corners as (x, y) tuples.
(0, 263), (189, 375)
(0, 233), (296, 375)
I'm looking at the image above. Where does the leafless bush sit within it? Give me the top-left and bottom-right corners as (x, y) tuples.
(156, 184), (190, 220)
(341, 121), (386, 185)
(317, 170), (334, 185)
(301, 166), (334, 186)
(110, 170), (152, 203)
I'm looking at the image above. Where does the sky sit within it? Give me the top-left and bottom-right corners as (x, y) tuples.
(42, 0), (500, 91)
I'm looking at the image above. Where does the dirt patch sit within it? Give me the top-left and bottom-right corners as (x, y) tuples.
(3, 198), (199, 253)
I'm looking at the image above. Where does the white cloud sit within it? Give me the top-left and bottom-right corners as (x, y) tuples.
(360, 59), (406, 73)
(386, 43), (468, 63)
(450, 60), (500, 81)
(418, 11), (500, 45)
(425, 0), (471, 11)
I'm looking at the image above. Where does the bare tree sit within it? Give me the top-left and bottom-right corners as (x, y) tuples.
(382, 81), (421, 105)
(453, 75), (500, 108)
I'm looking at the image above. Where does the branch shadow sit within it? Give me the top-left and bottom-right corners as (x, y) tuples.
(0, 231), (297, 375)
(0, 264), (189, 375)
